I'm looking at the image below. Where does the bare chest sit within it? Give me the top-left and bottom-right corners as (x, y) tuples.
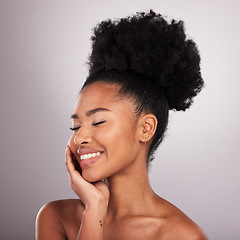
(104, 217), (163, 240)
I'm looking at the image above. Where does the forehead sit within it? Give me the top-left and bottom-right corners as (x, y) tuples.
(73, 82), (134, 114)
(82, 82), (119, 102)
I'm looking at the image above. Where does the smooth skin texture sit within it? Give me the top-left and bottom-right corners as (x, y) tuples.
(36, 82), (208, 240)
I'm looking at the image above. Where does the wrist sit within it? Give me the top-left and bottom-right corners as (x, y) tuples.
(84, 202), (107, 218)
(85, 195), (108, 211)
(82, 207), (107, 230)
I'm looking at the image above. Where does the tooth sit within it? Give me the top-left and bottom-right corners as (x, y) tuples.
(80, 152), (102, 160)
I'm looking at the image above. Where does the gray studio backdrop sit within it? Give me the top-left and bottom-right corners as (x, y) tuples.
(1, 0), (240, 239)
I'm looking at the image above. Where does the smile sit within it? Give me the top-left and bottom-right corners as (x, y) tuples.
(80, 152), (101, 160)
(77, 148), (104, 168)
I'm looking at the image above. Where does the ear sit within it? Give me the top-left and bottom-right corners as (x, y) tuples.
(138, 114), (158, 143)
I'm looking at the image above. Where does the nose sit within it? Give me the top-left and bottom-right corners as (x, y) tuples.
(74, 125), (92, 146)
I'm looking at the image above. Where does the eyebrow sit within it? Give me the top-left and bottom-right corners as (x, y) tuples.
(71, 108), (110, 119)
(71, 114), (79, 119)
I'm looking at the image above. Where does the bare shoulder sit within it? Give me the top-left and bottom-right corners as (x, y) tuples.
(168, 216), (208, 240)
(154, 197), (208, 240)
(36, 199), (84, 240)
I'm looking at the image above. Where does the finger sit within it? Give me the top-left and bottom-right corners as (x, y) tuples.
(65, 146), (85, 184)
(65, 146), (76, 173)
(65, 147), (98, 203)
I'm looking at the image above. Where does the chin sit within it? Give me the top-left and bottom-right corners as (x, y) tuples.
(82, 170), (103, 183)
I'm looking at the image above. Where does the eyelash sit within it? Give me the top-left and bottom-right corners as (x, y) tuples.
(69, 121), (106, 131)
(92, 120), (106, 126)
(69, 126), (80, 131)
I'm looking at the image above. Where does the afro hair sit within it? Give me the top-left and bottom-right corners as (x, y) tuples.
(87, 10), (204, 111)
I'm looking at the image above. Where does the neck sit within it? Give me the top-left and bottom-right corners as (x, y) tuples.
(106, 155), (156, 219)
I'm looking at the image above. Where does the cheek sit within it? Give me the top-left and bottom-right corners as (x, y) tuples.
(95, 123), (131, 148)
(98, 123), (137, 160)
(82, 126), (139, 181)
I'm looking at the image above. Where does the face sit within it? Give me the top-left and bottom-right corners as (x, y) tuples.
(68, 82), (142, 182)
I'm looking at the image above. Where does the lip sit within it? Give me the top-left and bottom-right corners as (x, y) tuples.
(77, 148), (104, 168)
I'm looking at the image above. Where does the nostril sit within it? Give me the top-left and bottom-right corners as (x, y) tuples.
(74, 129), (92, 145)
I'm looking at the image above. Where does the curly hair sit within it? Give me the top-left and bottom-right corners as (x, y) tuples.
(82, 10), (204, 162)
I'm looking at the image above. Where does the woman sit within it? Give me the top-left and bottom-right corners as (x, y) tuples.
(36, 10), (208, 239)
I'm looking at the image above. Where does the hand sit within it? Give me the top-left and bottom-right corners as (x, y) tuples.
(65, 146), (110, 210)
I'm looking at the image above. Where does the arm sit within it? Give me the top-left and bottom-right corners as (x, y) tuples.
(77, 205), (106, 239)
(65, 146), (110, 240)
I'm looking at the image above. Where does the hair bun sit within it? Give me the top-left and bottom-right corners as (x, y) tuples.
(88, 10), (204, 111)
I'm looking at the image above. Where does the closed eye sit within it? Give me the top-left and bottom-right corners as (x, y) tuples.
(92, 121), (106, 126)
(69, 126), (81, 131)
(70, 121), (106, 131)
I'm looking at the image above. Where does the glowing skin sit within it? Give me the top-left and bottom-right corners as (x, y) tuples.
(68, 82), (142, 182)
(36, 81), (208, 240)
